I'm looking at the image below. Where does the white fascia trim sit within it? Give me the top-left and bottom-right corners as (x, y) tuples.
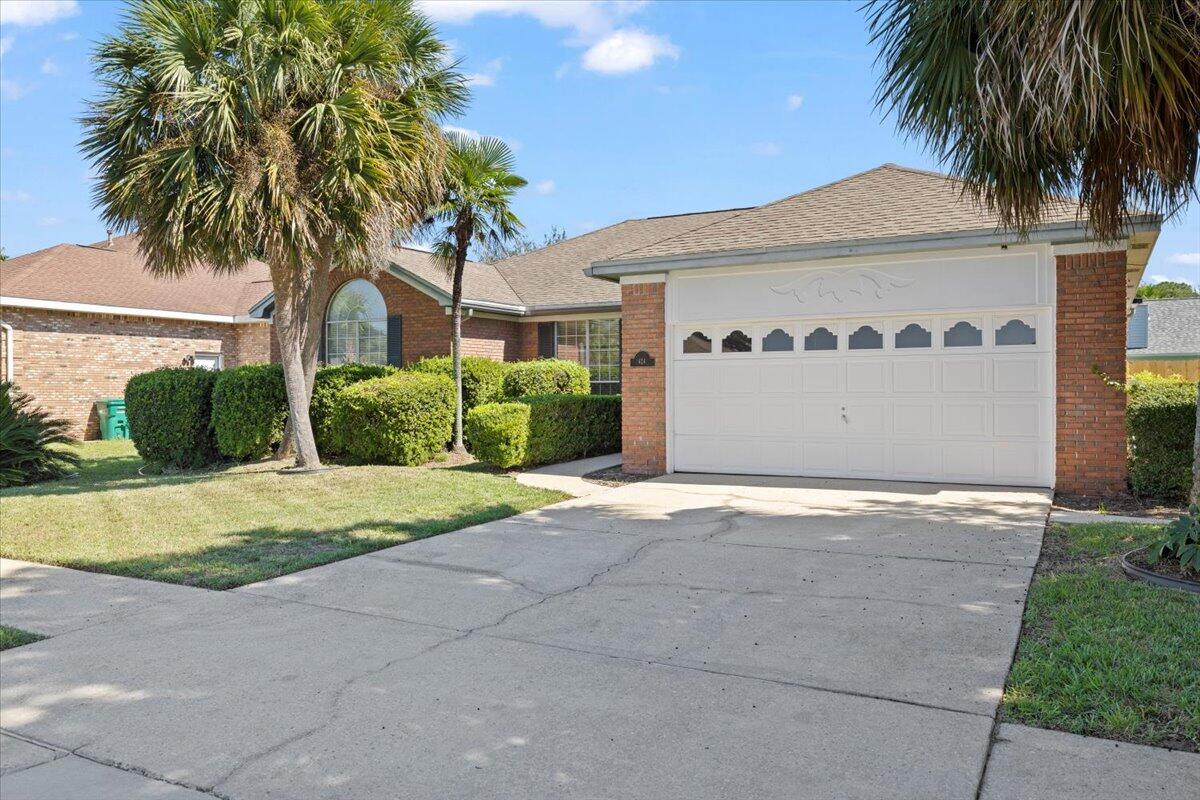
(0, 296), (268, 324)
(1052, 240), (1127, 256)
(620, 273), (666, 284)
(587, 218), (1161, 278)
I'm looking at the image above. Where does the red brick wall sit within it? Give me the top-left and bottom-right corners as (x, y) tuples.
(620, 281), (666, 474)
(1055, 250), (1128, 495)
(0, 307), (271, 439)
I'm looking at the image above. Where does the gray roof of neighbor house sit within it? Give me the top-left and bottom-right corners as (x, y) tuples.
(594, 164), (1155, 268)
(0, 234), (273, 318)
(1127, 298), (1200, 357)
(490, 208), (745, 310)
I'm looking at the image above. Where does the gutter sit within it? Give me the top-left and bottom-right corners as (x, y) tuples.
(585, 217), (1164, 279)
(0, 296), (270, 324)
(1126, 352), (1200, 361)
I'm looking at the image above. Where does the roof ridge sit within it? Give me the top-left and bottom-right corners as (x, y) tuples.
(602, 206), (760, 264)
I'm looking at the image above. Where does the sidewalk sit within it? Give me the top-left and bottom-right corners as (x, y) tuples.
(514, 453), (621, 497)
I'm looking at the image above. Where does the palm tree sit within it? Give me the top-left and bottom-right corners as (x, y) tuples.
(81, 0), (466, 470)
(869, 0), (1200, 503)
(869, 0), (1200, 242)
(422, 132), (526, 452)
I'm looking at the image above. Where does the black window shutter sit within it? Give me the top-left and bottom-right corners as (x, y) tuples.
(537, 322), (556, 358)
(387, 315), (403, 366)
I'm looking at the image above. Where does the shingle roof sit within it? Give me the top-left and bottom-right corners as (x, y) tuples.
(603, 164), (1087, 263)
(386, 247), (522, 307)
(1127, 298), (1200, 357)
(492, 208), (745, 309)
(0, 234), (272, 317)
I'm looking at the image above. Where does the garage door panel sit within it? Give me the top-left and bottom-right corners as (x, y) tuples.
(893, 359), (936, 393)
(942, 359), (987, 392)
(845, 360), (888, 393)
(670, 307), (1051, 487)
(801, 361), (841, 393)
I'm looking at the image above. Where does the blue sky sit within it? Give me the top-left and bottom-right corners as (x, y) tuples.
(1, 0), (1197, 286)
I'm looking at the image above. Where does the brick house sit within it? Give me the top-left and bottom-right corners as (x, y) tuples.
(0, 165), (1159, 494)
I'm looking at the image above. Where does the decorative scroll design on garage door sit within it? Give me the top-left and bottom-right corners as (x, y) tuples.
(770, 269), (915, 304)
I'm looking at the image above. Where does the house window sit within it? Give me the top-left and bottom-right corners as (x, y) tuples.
(995, 319), (1036, 346)
(943, 320), (983, 348)
(325, 279), (387, 365)
(848, 324), (883, 350)
(192, 352), (222, 370)
(895, 323), (931, 349)
(804, 326), (838, 351)
(722, 329), (752, 353)
(682, 331), (712, 354)
(761, 328), (794, 352)
(556, 319), (621, 394)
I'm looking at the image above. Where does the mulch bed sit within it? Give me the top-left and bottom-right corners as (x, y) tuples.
(1053, 492), (1187, 519)
(582, 465), (654, 488)
(1125, 548), (1200, 587)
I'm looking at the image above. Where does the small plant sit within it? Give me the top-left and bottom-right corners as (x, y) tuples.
(1149, 505), (1199, 575)
(0, 382), (79, 487)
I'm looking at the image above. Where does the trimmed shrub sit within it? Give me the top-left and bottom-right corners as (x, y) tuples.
(408, 355), (511, 413)
(212, 364), (287, 460)
(502, 358), (590, 399)
(464, 403), (530, 468)
(124, 367), (219, 469)
(0, 381), (79, 487)
(311, 363), (399, 455)
(1127, 372), (1197, 502)
(467, 394), (621, 468)
(327, 372), (454, 466)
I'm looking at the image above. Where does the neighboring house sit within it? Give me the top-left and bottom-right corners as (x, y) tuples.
(1126, 298), (1200, 380)
(0, 164), (1160, 495)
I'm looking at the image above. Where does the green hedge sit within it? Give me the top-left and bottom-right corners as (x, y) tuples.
(502, 358), (590, 399)
(1127, 372), (1197, 502)
(326, 372), (454, 466)
(466, 394), (621, 468)
(211, 364), (287, 460)
(408, 355), (511, 413)
(311, 363), (399, 455)
(124, 367), (219, 469)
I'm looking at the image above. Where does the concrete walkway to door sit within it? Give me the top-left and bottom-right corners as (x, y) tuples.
(2, 474), (1194, 798)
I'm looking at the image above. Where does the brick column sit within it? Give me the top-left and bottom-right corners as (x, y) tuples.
(620, 279), (666, 474)
(1055, 250), (1128, 495)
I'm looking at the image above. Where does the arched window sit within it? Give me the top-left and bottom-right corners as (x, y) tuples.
(325, 279), (387, 365)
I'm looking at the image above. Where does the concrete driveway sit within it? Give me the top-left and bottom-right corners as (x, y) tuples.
(2, 475), (1062, 798)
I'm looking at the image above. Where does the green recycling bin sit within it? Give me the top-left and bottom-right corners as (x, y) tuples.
(95, 398), (129, 440)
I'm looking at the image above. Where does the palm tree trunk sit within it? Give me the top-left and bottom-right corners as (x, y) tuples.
(450, 236), (468, 453)
(270, 261), (322, 470)
(276, 244), (331, 460)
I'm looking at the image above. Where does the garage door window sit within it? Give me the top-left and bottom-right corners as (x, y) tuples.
(761, 328), (794, 352)
(804, 326), (838, 351)
(944, 320), (983, 347)
(848, 324), (883, 350)
(721, 329), (752, 353)
(995, 318), (1036, 346)
(895, 322), (932, 349)
(682, 331), (712, 354)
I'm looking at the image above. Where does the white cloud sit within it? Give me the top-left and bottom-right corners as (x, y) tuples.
(40, 58), (59, 75)
(1167, 252), (1200, 266)
(59, 31), (78, 41)
(0, 189), (32, 202)
(786, 93), (803, 111)
(419, 1), (675, 75)
(554, 62), (571, 79)
(0, 35), (12, 57)
(0, 1), (79, 27)
(0, 78), (31, 100)
(582, 29), (678, 74)
(466, 57), (503, 87)
(535, 179), (556, 195)
(37, 215), (62, 227)
(443, 124), (482, 140)
(751, 141), (783, 157)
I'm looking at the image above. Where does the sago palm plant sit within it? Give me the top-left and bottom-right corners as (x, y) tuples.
(0, 382), (79, 487)
(422, 132), (526, 451)
(81, 0), (467, 469)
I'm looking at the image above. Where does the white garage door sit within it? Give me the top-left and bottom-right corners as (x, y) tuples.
(670, 311), (1054, 487)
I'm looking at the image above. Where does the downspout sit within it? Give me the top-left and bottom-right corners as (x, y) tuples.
(0, 320), (13, 382)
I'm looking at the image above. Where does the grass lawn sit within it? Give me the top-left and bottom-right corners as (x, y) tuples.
(0, 626), (44, 651)
(1003, 522), (1200, 751)
(0, 440), (567, 590)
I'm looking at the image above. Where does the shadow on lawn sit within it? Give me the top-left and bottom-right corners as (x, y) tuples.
(57, 505), (530, 591)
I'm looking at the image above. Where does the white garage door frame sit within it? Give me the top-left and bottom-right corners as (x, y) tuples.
(663, 244), (1057, 487)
